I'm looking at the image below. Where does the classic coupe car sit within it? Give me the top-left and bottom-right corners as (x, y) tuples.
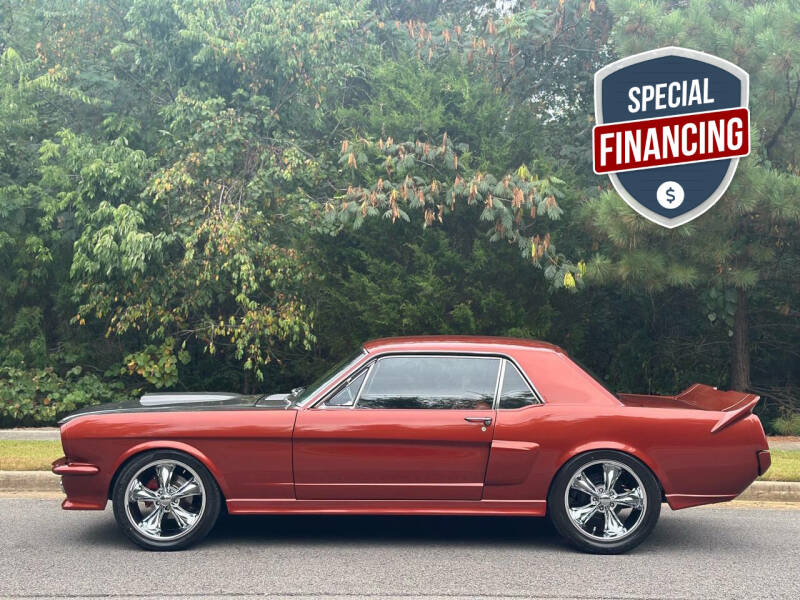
(54, 336), (770, 553)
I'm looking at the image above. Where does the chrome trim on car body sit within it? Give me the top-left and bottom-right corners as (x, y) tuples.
(493, 360), (507, 410)
(351, 362), (374, 408)
(315, 362), (374, 409)
(295, 348), (369, 408)
(347, 351), (545, 407)
(140, 393), (240, 406)
(312, 353), (522, 410)
(298, 347), (548, 409)
(497, 359), (540, 410)
(61, 348), (545, 423)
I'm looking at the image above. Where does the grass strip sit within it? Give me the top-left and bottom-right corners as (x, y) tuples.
(758, 450), (800, 482)
(0, 440), (63, 471)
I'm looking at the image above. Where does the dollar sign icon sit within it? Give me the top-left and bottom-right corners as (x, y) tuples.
(657, 181), (685, 210)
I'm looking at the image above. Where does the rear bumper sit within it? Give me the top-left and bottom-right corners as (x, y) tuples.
(667, 449), (771, 510)
(757, 450), (771, 475)
(666, 493), (738, 510)
(52, 457), (107, 510)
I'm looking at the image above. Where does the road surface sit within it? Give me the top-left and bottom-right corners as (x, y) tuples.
(1, 498), (798, 599)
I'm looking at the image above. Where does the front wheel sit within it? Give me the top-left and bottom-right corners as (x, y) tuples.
(112, 450), (221, 550)
(548, 450), (661, 554)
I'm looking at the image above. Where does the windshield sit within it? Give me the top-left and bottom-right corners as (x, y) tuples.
(292, 348), (367, 406)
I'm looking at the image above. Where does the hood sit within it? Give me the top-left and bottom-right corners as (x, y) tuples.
(59, 392), (290, 425)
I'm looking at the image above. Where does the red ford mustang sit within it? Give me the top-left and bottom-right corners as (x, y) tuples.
(54, 336), (771, 553)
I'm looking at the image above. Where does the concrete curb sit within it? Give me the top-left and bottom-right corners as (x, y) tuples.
(0, 428), (60, 440)
(736, 481), (800, 502)
(0, 471), (61, 492)
(1, 471), (799, 502)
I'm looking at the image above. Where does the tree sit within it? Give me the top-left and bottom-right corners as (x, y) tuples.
(322, 0), (617, 290)
(585, 0), (800, 396)
(37, 0), (375, 385)
(1, 0), (797, 433)
(0, 27), (101, 371)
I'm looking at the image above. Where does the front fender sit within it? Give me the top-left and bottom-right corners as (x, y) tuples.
(109, 440), (231, 500)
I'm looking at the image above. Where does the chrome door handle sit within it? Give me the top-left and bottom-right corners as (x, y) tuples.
(464, 416), (492, 426)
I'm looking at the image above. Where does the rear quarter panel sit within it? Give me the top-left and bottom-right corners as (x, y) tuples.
(491, 348), (766, 509)
(486, 403), (764, 508)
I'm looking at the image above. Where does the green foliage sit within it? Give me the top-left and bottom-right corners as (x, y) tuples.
(0, 366), (127, 427)
(771, 414), (800, 436)
(326, 0), (613, 288)
(313, 214), (558, 344)
(331, 136), (575, 285)
(0, 0), (796, 431)
(585, 0), (800, 399)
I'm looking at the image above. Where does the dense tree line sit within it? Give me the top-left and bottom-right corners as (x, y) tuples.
(1, 0), (798, 432)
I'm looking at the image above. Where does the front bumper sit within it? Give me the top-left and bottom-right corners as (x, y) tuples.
(52, 457), (100, 476)
(52, 457), (107, 510)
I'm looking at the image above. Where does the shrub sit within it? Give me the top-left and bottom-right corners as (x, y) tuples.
(771, 414), (800, 436)
(0, 366), (128, 427)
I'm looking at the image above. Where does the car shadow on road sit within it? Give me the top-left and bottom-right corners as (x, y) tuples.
(202, 511), (754, 556)
(70, 506), (752, 555)
(206, 513), (565, 549)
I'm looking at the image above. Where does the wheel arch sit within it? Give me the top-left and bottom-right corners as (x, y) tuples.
(548, 442), (670, 501)
(107, 441), (230, 501)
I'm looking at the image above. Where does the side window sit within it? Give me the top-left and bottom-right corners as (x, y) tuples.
(322, 370), (367, 407)
(498, 361), (539, 409)
(357, 355), (500, 409)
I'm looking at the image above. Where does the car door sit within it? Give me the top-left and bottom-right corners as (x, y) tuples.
(293, 354), (500, 501)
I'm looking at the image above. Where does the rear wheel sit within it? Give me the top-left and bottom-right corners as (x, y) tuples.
(548, 450), (661, 554)
(112, 450), (221, 550)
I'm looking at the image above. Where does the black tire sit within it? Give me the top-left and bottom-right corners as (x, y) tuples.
(112, 450), (222, 550)
(548, 450), (661, 554)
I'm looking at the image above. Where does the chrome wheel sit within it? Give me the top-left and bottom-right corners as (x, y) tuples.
(123, 459), (206, 542)
(564, 459), (646, 542)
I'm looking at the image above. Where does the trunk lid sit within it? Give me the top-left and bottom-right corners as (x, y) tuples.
(618, 383), (760, 433)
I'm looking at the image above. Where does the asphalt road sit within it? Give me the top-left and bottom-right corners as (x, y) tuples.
(1, 498), (798, 600)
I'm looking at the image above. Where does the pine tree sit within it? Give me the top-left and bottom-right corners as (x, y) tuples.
(586, 0), (800, 391)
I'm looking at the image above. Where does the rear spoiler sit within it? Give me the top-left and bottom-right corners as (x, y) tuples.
(677, 384), (760, 433)
(618, 384), (760, 433)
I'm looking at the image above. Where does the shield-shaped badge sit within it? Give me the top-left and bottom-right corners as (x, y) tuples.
(593, 47), (749, 228)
